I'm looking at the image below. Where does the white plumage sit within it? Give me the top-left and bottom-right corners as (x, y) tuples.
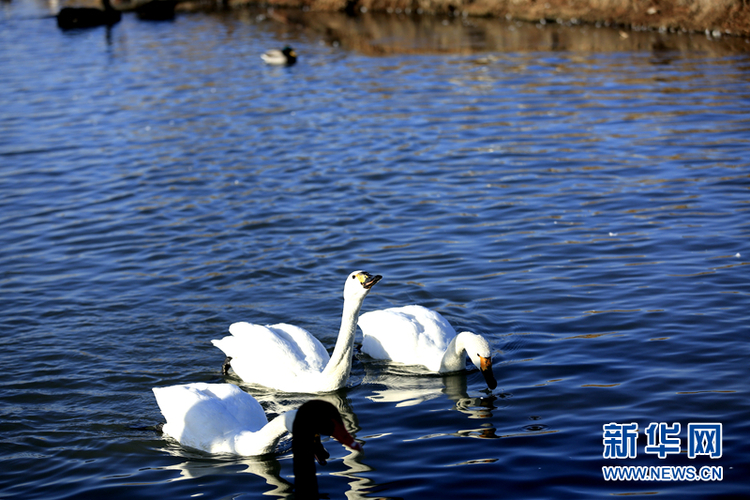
(152, 382), (297, 456)
(212, 270), (382, 393)
(358, 305), (497, 389)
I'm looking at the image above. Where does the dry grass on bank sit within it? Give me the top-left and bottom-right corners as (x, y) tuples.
(245, 0), (750, 37)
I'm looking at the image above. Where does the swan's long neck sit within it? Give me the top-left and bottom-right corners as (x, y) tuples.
(439, 333), (468, 372)
(321, 295), (365, 390)
(235, 412), (294, 456)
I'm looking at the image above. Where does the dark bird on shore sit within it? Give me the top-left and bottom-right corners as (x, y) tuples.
(56, 0), (121, 29)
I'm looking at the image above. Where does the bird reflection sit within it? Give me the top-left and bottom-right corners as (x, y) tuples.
(159, 454), (291, 497)
(362, 360), (503, 423)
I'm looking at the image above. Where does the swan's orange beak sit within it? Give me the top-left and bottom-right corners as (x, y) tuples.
(331, 420), (362, 452)
(480, 356), (497, 390)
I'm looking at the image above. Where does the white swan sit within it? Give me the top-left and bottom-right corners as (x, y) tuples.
(212, 270), (382, 393)
(152, 382), (296, 456)
(153, 384), (362, 497)
(358, 305), (497, 390)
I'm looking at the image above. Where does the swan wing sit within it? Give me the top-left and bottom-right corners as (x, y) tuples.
(267, 323), (331, 370)
(212, 322), (330, 388)
(359, 308), (416, 361)
(153, 383), (268, 454)
(359, 305), (456, 371)
(402, 305), (456, 353)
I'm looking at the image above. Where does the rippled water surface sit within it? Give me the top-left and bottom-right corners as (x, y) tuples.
(2, 1), (750, 498)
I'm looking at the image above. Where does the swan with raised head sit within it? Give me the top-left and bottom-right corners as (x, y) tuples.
(358, 305), (497, 390)
(212, 270), (382, 393)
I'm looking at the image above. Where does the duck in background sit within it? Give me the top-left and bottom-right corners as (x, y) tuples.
(358, 305), (498, 390)
(57, 0), (121, 29)
(261, 46), (297, 66)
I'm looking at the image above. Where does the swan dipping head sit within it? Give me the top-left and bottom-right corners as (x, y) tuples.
(460, 332), (498, 390)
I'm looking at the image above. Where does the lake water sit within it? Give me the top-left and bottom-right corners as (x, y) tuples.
(1, 1), (749, 498)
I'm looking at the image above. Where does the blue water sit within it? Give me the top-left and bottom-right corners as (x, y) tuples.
(2, 2), (749, 498)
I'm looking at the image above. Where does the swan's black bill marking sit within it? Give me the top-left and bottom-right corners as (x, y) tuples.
(362, 274), (382, 289)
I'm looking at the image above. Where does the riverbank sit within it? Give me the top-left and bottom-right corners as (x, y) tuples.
(233, 0), (750, 37)
(58, 0), (750, 38)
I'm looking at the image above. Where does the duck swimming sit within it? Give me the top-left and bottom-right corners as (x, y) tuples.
(261, 46), (297, 65)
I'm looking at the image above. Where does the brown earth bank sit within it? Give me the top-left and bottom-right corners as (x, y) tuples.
(232, 0), (750, 37)
(61, 0), (750, 40)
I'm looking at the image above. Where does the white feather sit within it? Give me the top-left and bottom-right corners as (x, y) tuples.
(359, 305), (497, 389)
(152, 382), (297, 456)
(212, 271), (381, 393)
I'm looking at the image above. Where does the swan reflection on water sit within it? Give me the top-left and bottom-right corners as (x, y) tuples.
(361, 361), (504, 423)
(159, 454), (290, 496)
(161, 447), (372, 498)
